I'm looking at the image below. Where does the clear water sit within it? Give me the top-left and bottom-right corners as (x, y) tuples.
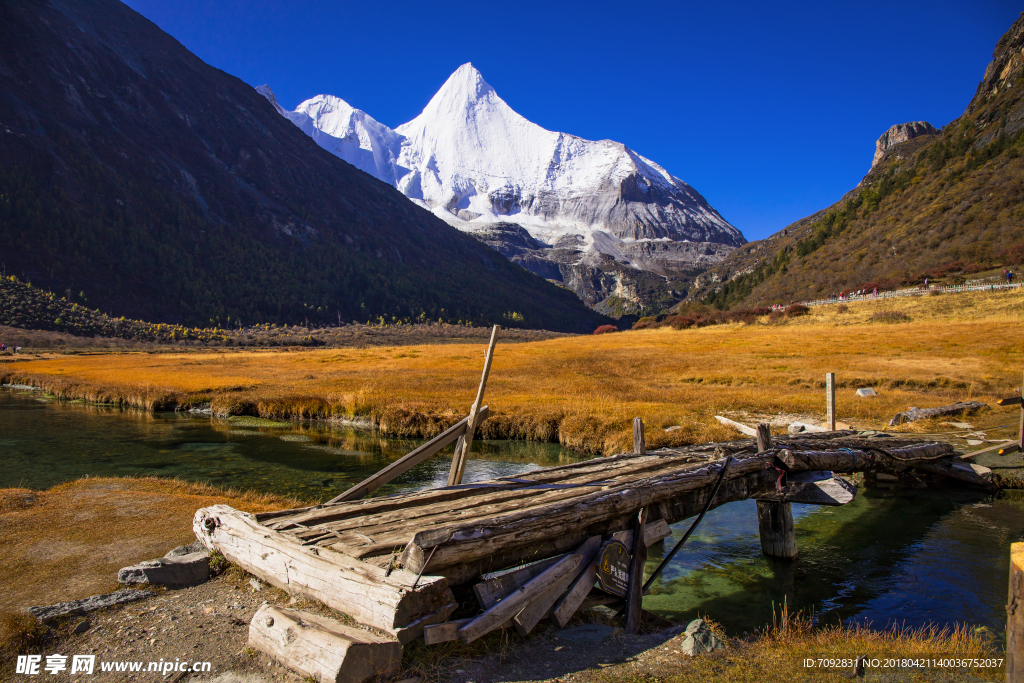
(1, 387), (1017, 638)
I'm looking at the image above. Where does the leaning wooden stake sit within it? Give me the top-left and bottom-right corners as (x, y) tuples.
(448, 325), (500, 486)
(755, 423), (797, 559)
(826, 373), (836, 431)
(633, 417), (645, 455)
(624, 507), (648, 634)
(1009, 542), (1024, 683)
(1019, 371), (1023, 452)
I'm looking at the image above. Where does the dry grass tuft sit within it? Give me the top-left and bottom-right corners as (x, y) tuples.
(0, 611), (49, 669)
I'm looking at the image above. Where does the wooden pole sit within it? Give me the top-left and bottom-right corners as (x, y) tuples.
(1019, 371), (1024, 451)
(826, 373), (836, 431)
(1009, 542), (1024, 683)
(633, 417), (645, 455)
(755, 422), (797, 559)
(624, 507), (648, 634)
(448, 325), (500, 486)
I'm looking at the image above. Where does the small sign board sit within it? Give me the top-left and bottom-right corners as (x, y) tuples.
(596, 540), (630, 597)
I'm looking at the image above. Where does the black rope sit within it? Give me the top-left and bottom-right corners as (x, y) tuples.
(642, 455), (733, 592)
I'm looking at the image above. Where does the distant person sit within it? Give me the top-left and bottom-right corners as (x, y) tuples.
(1010, 270), (1016, 284)
(873, 287), (878, 297)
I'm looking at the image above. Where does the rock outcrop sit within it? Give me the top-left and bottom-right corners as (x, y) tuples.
(872, 122), (939, 168)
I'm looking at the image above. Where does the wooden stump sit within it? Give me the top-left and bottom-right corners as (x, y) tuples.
(248, 605), (401, 683)
(756, 500), (797, 559)
(1008, 542), (1024, 683)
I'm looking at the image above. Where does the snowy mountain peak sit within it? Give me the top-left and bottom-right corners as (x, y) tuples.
(259, 65), (744, 277)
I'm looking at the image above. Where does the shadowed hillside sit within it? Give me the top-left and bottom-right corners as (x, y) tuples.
(0, 0), (608, 333)
(690, 14), (1024, 309)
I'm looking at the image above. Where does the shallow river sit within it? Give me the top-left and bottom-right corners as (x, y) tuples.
(1, 386), (1018, 640)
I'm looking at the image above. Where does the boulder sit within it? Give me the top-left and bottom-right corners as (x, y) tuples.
(118, 542), (211, 587)
(679, 619), (725, 657)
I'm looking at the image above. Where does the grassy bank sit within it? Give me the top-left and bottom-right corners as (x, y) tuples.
(0, 477), (305, 614)
(3, 288), (1023, 455)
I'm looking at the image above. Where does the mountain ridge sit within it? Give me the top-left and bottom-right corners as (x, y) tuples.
(0, 0), (608, 333)
(688, 13), (1024, 310)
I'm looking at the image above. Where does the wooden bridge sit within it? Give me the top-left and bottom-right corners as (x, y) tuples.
(194, 430), (990, 647)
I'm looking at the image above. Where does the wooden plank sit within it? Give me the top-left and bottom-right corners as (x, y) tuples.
(457, 553), (582, 644)
(755, 423), (772, 453)
(327, 406), (489, 503)
(1007, 542), (1024, 682)
(248, 604), (401, 683)
(193, 505), (455, 644)
(423, 618), (473, 645)
(551, 559), (599, 628)
(473, 555), (564, 610)
(449, 325), (499, 486)
(715, 415), (756, 436)
(826, 373), (836, 431)
(633, 418), (645, 455)
(960, 441), (1015, 459)
(1004, 444), (1023, 456)
(624, 508), (648, 634)
(999, 397), (1024, 406)
(512, 536), (601, 635)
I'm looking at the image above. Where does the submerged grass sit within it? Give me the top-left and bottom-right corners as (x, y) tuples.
(3, 288), (1024, 455)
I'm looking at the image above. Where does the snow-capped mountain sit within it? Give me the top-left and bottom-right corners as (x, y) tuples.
(258, 65), (745, 313)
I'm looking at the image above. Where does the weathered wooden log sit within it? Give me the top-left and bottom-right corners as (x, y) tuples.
(457, 553), (583, 643)
(775, 443), (956, 473)
(888, 401), (988, 426)
(715, 415), (756, 436)
(328, 406), (490, 503)
(193, 505), (455, 643)
(448, 325), (499, 486)
(624, 508), (648, 634)
(1007, 542), (1024, 683)
(513, 536), (600, 635)
(473, 555), (564, 610)
(248, 605), (401, 683)
(754, 472), (856, 506)
(757, 500), (797, 559)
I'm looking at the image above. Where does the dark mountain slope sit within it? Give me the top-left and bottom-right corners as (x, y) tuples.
(690, 14), (1024, 309)
(0, 0), (607, 332)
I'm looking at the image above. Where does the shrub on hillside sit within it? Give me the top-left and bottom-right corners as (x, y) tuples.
(785, 304), (810, 317)
(870, 311), (912, 323)
(632, 317), (658, 331)
(593, 324), (619, 335)
(836, 303), (849, 313)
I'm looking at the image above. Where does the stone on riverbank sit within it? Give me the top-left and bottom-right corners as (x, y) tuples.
(118, 541), (211, 587)
(679, 619), (725, 656)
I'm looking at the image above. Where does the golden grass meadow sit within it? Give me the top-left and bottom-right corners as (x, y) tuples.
(3, 287), (1024, 456)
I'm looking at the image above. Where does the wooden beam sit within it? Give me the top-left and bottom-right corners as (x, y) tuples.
(755, 423), (772, 454)
(327, 406), (489, 503)
(512, 536), (601, 635)
(457, 553), (582, 644)
(449, 325), (499, 486)
(248, 604), (401, 683)
(715, 415), (757, 436)
(960, 441), (1015, 459)
(473, 555), (564, 610)
(423, 618), (473, 645)
(624, 508), (648, 634)
(193, 505), (456, 644)
(633, 418), (645, 455)
(826, 373), (836, 431)
(1003, 444), (1023, 456)
(1007, 542), (1024, 683)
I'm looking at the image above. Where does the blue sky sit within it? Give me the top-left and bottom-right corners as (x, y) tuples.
(125, 0), (1019, 242)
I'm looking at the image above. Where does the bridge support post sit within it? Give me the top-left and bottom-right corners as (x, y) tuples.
(754, 422), (797, 559)
(757, 500), (797, 559)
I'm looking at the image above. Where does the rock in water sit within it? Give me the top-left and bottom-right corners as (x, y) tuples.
(679, 619), (725, 656)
